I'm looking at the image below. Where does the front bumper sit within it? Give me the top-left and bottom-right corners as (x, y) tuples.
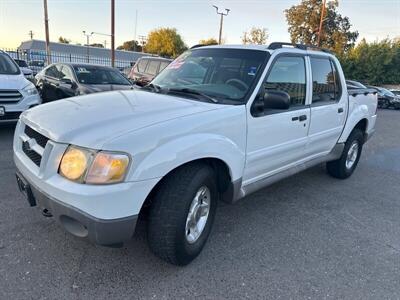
(16, 171), (138, 246)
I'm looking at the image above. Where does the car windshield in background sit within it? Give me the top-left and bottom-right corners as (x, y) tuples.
(73, 65), (132, 85)
(14, 59), (28, 68)
(380, 88), (395, 97)
(151, 48), (269, 104)
(0, 53), (21, 75)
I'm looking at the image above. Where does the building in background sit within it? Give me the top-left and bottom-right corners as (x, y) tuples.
(11, 40), (151, 68)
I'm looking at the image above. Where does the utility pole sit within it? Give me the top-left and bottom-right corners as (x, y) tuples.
(317, 0), (327, 47)
(83, 31), (93, 63)
(138, 35), (147, 52)
(134, 10), (138, 52)
(43, 0), (51, 64)
(28, 30), (34, 40)
(212, 5), (230, 45)
(111, 0), (115, 67)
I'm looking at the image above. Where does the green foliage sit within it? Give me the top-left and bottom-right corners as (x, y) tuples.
(199, 38), (218, 46)
(340, 39), (400, 85)
(242, 27), (268, 45)
(89, 43), (104, 48)
(58, 36), (70, 44)
(117, 40), (142, 52)
(285, 0), (358, 54)
(145, 28), (187, 58)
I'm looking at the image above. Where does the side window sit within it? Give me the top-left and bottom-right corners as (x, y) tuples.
(145, 60), (159, 76)
(310, 57), (339, 104)
(58, 65), (74, 81)
(159, 61), (170, 72)
(136, 59), (148, 73)
(330, 60), (342, 101)
(45, 65), (58, 78)
(264, 56), (306, 107)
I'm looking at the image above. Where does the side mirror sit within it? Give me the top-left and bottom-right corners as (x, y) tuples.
(263, 90), (290, 110)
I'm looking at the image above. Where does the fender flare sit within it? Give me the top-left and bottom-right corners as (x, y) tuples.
(129, 133), (245, 183)
(338, 103), (369, 144)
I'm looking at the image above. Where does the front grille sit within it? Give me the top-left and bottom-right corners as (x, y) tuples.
(0, 89), (23, 104)
(25, 126), (49, 148)
(0, 111), (21, 121)
(22, 140), (42, 166)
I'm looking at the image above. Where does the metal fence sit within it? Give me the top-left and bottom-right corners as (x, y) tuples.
(2, 48), (135, 74)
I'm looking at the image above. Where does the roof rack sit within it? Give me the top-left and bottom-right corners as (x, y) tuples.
(268, 42), (332, 53)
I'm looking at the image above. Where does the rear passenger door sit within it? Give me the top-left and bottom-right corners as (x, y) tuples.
(306, 56), (346, 156)
(244, 55), (311, 183)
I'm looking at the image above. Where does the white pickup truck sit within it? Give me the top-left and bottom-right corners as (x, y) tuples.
(14, 43), (377, 265)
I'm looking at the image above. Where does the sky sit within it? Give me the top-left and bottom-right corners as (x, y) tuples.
(0, 0), (399, 49)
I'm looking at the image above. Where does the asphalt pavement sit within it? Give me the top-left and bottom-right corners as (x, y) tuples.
(1, 109), (400, 299)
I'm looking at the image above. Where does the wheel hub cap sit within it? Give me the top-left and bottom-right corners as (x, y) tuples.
(345, 141), (359, 169)
(185, 186), (210, 244)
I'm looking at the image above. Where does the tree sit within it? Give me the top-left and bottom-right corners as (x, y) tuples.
(144, 28), (187, 58)
(341, 38), (400, 85)
(198, 38), (218, 46)
(58, 36), (70, 44)
(117, 40), (142, 52)
(241, 27), (268, 45)
(89, 43), (104, 48)
(285, 0), (358, 54)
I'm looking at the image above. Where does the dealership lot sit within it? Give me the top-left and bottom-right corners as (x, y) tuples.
(1, 109), (400, 299)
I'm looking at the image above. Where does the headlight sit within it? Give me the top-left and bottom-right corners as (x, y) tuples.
(59, 146), (130, 184)
(22, 83), (38, 96)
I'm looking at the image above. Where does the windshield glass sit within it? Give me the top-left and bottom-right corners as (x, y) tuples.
(73, 65), (132, 85)
(380, 88), (395, 97)
(0, 53), (21, 75)
(152, 48), (269, 103)
(14, 59), (28, 68)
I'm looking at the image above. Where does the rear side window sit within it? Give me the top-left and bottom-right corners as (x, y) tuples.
(136, 59), (148, 73)
(311, 57), (341, 104)
(159, 61), (170, 72)
(145, 60), (159, 76)
(263, 56), (306, 107)
(45, 65), (58, 78)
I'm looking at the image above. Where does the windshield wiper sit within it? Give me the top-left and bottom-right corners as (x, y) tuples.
(167, 88), (218, 103)
(144, 83), (162, 93)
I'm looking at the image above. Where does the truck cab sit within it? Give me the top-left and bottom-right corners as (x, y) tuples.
(14, 43), (377, 265)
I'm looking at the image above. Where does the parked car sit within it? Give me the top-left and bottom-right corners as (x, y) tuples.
(367, 86), (400, 109)
(128, 56), (172, 86)
(346, 80), (366, 89)
(390, 89), (400, 96)
(35, 63), (134, 102)
(13, 59), (34, 80)
(28, 60), (45, 76)
(0, 50), (41, 123)
(14, 43), (377, 265)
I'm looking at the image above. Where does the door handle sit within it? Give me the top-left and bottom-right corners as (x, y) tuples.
(299, 115), (307, 122)
(338, 107), (344, 113)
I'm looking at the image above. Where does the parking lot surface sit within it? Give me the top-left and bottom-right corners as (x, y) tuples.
(1, 109), (400, 299)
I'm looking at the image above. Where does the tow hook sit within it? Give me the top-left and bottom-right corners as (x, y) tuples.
(42, 208), (53, 217)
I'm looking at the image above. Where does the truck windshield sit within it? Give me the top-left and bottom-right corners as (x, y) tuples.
(73, 65), (132, 85)
(0, 53), (21, 75)
(152, 48), (269, 104)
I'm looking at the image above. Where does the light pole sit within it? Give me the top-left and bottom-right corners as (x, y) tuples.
(83, 31), (93, 63)
(43, 0), (51, 64)
(111, 0), (115, 67)
(213, 5), (230, 45)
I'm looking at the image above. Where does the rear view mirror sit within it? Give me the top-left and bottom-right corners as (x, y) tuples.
(263, 90), (290, 110)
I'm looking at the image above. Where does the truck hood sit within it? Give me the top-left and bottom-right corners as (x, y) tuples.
(21, 90), (221, 149)
(0, 73), (30, 90)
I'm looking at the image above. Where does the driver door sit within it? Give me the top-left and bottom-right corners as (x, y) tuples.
(244, 54), (311, 184)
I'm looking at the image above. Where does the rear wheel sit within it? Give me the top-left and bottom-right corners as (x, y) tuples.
(327, 129), (364, 179)
(147, 163), (217, 265)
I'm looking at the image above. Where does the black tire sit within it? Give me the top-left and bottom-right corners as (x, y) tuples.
(147, 163), (217, 265)
(326, 129), (364, 179)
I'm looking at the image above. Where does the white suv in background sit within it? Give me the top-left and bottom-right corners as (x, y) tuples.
(0, 51), (41, 123)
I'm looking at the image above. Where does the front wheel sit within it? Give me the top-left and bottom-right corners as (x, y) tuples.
(147, 163), (217, 265)
(327, 129), (364, 179)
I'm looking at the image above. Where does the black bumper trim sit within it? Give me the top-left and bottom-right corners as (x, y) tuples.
(17, 172), (138, 246)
